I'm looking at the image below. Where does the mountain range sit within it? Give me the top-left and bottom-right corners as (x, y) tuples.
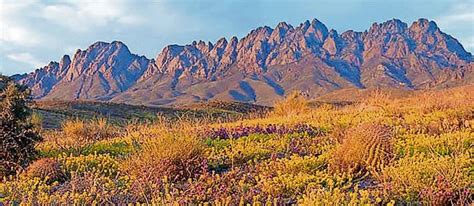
(12, 18), (474, 106)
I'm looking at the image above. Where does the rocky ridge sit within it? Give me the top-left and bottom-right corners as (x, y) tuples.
(13, 18), (473, 105)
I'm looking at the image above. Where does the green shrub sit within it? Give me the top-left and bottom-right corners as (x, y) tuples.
(0, 75), (42, 176)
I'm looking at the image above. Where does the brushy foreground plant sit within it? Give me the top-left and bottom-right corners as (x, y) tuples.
(121, 133), (207, 202)
(0, 75), (42, 177)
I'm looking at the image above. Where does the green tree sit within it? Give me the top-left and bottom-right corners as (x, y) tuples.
(0, 75), (42, 176)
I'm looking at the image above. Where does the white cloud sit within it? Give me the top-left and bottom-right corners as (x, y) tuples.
(0, 26), (40, 47)
(63, 45), (81, 56)
(0, 0), (195, 75)
(0, 0), (42, 47)
(436, 3), (474, 26)
(464, 36), (474, 51)
(435, 2), (474, 52)
(7, 52), (45, 69)
(40, 0), (145, 32)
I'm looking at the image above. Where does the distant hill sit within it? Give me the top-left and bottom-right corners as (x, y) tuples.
(13, 18), (473, 106)
(32, 100), (269, 129)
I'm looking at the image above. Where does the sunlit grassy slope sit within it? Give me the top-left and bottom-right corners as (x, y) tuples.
(1, 85), (473, 205)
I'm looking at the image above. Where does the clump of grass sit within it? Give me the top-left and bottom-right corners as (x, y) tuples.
(30, 112), (43, 132)
(362, 88), (391, 109)
(60, 118), (118, 146)
(273, 90), (309, 116)
(329, 123), (394, 175)
(121, 133), (207, 201)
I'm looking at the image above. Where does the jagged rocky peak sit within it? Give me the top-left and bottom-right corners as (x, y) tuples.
(77, 41), (132, 61)
(323, 29), (344, 56)
(88, 40), (130, 51)
(214, 37), (228, 48)
(43, 61), (60, 72)
(363, 19), (413, 59)
(210, 36), (238, 60)
(58, 55), (71, 73)
(408, 18), (472, 62)
(275, 21), (293, 31)
(194, 40), (214, 53)
(66, 41), (133, 80)
(72, 41), (131, 63)
(408, 18), (441, 47)
(368, 19), (407, 35)
(221, 36), (239, 65)
(409, 18), (438, 34)
(270, 21), (294, 42)
(228, 36), (239, 46)
(156, 44), (185, 65)
(210, 37), (228, 57)
(303, 18), (329, 44)
(253, 26), (274, 37)
(59, 55), (71, 67)
(150, 35), (240, 79)
(14, 56), (70, 98)
(43, 40), (151, 100)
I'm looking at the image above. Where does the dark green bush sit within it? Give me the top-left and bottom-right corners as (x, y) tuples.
(0, 75), (42, 176)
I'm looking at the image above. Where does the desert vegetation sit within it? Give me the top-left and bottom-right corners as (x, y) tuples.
(0, 76), (42, 177)
(0, 83), (473, 205)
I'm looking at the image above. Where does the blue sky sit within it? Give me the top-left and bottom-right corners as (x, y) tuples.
(1, 0), (473, 75)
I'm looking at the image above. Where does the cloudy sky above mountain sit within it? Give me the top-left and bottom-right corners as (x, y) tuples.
(1, 0), (473, 75)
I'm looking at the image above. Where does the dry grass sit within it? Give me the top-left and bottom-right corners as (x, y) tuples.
(121, 132), (207, 202)
(360, 88), (393, 111)
(30, 112), (43, 132)
(122, 135), (206, 180)
(272, 90), (310, 116)
(405, 86), (474, 112)
(61, 118), (117, 145)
